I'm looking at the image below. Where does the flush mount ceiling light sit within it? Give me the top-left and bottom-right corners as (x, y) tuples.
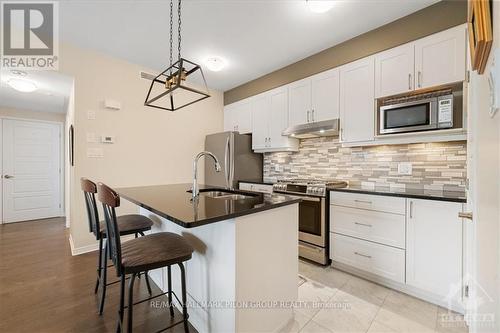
(145, 0), (210, 111)
(205, 57), (226, 72)
(7, 78), (38, 93)
(306, 0), (336, 13)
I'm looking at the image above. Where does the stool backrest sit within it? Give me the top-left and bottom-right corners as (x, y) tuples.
(97, 182), (123, 276)
(81, 178), (101, 239)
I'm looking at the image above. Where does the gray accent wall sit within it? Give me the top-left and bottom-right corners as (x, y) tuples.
(264, 138), (467, 192)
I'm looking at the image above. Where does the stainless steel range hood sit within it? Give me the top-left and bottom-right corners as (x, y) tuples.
(282, 119), (340, 139)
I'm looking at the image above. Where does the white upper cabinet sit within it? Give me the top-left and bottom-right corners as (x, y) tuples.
(340, 56), (375, 143)
(375, 43), (415, 98)
(414, 24), (466, 90)
(288, 69), (340, 126)
(223, 99), (252, 134)
(406, 198), (463, 302)
(311, 68), (340, 122)
(288, 78), (311, 127)
(251, 93), (270, 151)
(251, 87), (299, 153)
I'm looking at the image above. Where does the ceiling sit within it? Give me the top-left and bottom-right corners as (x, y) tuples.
(59, 0), (439, 92)
(0, 70), (73, 114)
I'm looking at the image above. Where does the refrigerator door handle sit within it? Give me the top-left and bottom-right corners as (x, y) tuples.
(224, 136), (230, 189)
(230, 137), (235, 190)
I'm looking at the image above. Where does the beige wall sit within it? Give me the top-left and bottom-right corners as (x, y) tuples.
(0, 107), (66, 123)
(468, 1), (500, 331)
(224, 0), (467, 105)
(59, 43), (224, 250)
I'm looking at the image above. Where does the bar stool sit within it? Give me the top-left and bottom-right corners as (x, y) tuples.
(97, 182), (194, 333)
(81, 178), (154, 314)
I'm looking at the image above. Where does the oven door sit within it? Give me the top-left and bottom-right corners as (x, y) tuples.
(379, 98), (438, 134)
(298, 196), (325, 247)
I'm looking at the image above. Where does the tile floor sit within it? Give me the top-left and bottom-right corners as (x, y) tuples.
(280, 260), (469, 333)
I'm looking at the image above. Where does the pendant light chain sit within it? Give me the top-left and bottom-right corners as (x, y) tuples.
(169, 0), (173, 75)
(177, 0), (182, 62)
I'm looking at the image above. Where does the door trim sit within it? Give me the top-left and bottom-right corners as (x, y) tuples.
(0, 117), (65, 224)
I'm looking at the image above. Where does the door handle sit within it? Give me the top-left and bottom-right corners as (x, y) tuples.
(458, 212), (473, 221)
(408, 73), (412, 90)
(224, 136), (230, 189)
(354, 252), (372, 259)
(4, 175), (14, 179)
(417, 71), (422, 88)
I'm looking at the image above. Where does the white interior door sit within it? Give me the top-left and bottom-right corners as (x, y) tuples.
(2, 119), (62, 223)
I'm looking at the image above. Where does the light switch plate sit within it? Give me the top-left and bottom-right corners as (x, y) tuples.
(87, 110), (96, 120)
(398, 162), (412, 175)
(101, 135), (115, 144)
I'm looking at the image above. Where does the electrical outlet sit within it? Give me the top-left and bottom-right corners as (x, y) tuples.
(274, 165), (282, 172)
(87, 110), (96, 120)
(398, 162), (412, 175)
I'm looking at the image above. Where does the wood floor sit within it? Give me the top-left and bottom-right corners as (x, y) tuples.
(0, 218), (197, 333)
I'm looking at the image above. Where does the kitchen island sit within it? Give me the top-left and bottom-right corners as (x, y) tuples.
(117, 184), (301, 333)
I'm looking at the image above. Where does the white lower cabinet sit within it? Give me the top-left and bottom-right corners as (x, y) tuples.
(330, 191), (465, 311)
(330, 233), (405, 283)
(406, 198), (463, 301)
(330, 205), (406, 249)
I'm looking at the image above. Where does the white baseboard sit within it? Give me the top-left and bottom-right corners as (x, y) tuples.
(68, 234), (98, 256)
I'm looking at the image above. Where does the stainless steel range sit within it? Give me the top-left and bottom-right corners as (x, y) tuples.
(273, 179), (347, 265)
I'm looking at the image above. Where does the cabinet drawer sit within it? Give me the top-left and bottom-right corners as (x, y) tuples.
(330, 191), (405, 215)
(330, 205), (406, 248)
(330, 233), (405, 283)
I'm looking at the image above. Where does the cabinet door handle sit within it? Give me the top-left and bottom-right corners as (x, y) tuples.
(354, 252), (372, 259)
(354, 199), (372, 204)
(307, 111), (310, 123)
(409, 200), (414, 218)
(4, 175), (14, 179)
(355, 222), (372, 227)
(417, 71), (422, 88)
(458, 212), (473, 221)
(312, 109), (315, 122)
(408, 73), (412, 90)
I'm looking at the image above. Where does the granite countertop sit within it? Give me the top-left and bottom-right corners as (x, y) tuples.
(117, 183), (301, 228)
(329, 185), (466, 203)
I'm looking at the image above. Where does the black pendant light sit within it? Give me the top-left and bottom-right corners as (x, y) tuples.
(145, 0), (210, 111)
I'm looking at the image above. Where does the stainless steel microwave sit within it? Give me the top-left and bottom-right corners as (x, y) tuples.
(378, 90), (455, 135)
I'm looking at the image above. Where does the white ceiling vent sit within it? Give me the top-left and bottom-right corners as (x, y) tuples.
(140, 71), (156, 81)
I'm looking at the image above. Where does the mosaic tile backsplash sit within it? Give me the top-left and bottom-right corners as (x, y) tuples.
(264, 138), (467, 192)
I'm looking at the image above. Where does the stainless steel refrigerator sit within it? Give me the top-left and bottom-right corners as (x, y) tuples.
(205, 132), (263, 189)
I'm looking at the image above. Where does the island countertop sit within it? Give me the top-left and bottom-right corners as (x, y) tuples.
(116, 183), (301, 228)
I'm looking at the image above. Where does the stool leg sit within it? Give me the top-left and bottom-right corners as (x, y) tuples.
(179, 263), (189, 333)
(167, 266), (174, 317)
(116, 273), (126, 333)
(94, 238), (103, 294)
(98, 241), (108, 315)
(127, 273), (136, 333)
(144, 271), (152, 295)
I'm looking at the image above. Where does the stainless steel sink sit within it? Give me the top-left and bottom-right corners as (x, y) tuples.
(199, 190), (257, 200)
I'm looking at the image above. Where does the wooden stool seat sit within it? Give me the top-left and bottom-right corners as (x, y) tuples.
(100, 215), (153, 236)
(121, 232), (193, 274)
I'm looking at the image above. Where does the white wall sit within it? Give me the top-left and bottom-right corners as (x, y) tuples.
(468, 2), (500, 331)
(58, 43), (224, 251)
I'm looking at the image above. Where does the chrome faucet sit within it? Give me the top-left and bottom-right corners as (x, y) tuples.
(192, 151), (221, 199)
